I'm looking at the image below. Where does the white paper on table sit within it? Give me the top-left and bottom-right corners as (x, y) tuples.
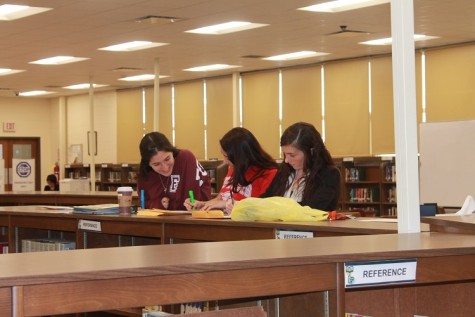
(453, 195), (475, 215)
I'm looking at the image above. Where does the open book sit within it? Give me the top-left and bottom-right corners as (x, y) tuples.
(72, 204), (120, 215)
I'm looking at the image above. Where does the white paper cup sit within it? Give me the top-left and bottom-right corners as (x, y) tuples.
(117, 186), (133, 215)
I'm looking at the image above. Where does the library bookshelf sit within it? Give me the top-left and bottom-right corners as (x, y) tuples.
(64, 160), (227, 194)
(335, 156), (397, 217)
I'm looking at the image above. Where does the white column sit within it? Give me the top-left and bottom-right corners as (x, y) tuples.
(391, 0), (420, 232)
(58, 97), (67, 179)
(232, 72), (241, 127)
(154, 58), (160, 131)
(89, 82), (96, 192)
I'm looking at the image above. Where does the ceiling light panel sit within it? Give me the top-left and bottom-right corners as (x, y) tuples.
(0, 68), (24, 76)
(0, 4), (52, 21)
(184, 64), (240, 72)
(99, 41), (168, 52)
(186, 21), (268, 35)
(359, 34), (439, 45)
(64, 83), (108, 90)
(30, 56), (89, 65)
(119, 74), (169, 81)
(298, 0), (390, 13)
(19, 90), (54, 97)
(263, 51), (329, 61)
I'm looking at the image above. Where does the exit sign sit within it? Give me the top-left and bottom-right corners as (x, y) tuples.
(3, 122), (15, 132)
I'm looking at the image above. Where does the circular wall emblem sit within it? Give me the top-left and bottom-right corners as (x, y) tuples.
(16, 161), (32, 178)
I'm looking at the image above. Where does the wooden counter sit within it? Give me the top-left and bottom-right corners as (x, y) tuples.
(0, 205), (410, 252)
(1, 232), (475, 316)
(0, 191), (138, 206)
(421, 214), (475, 234)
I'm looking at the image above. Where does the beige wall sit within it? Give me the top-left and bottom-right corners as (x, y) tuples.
(0, 96), (55, 187)
(66, 91), (117, 165)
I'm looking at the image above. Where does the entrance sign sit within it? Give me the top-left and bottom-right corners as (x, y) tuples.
(12, 158), (35, 191)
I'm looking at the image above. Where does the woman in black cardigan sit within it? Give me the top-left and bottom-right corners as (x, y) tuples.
(261, 122), (340, 211)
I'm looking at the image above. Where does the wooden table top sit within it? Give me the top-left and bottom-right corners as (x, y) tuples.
(0, 232), (473, 288)
(421, 214), (475, 234)
(0, 205), (414, 235)
(0, 191), (124, 197)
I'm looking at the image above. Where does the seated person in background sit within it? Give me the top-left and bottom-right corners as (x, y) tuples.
(44, 174), (60, 191)
(137, 132), (211, 210)
(184, 127), (278, 213)
(260, 122), (340, 211)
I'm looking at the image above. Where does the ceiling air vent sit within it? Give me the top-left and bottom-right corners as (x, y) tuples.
(135, 15), (182, 25)
(241, 55), (267, 59)
(112, 67), (144, 73)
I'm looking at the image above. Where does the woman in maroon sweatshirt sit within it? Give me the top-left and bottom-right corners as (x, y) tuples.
(137, 132), (211, 210)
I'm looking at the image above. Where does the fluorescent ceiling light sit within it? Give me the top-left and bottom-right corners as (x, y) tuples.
(263, 51), (329, 61)
(298, 0), (390, 13)
(64, 83), (108, 90)
(119, 74), (169, 81)
(30, 56), (89, 65)
(359, 34), (439, 45)
(19, 90), (54, 97)
(0, 4), (52, 21)
(0, 68), (24, 76)
(98, 41), (168, 52)
(184, 64), (240, 72)
(186, 21), (268, 35)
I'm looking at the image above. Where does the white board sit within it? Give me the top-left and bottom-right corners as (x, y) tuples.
(419, 120), (475, 208)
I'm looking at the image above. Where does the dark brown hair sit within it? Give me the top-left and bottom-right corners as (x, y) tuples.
(138, 132), (179, 178)
(220, 127), (277, 192)
(272, 122), (334, 200)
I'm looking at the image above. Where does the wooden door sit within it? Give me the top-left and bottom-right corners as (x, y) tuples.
(0, 138), (40, 191)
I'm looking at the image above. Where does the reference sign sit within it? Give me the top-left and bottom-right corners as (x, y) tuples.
(344, 259), (417, 288)
(275, 229), (313, 239)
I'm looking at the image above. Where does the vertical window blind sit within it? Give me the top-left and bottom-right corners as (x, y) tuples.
(324, 59), (370, 157)
(241, 70), (280, 159)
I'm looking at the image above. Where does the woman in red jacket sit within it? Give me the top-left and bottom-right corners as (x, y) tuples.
(184, 127), (277, 213)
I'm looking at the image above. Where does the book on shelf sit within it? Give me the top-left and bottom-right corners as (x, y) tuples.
(0, 242), (8, 254)
(345, 167), (366, 181)
(387, 186), (397, 203)
(349, 187), (379, 203)
(21, 238), (76, 253)
(384, 164), (396, 182)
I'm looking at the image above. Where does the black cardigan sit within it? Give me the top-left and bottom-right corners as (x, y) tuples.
(261, 165), (340, 211)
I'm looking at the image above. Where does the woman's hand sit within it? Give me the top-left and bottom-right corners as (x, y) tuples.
(184, 198), (205, 211)
(224, 199), (234, 215)
(184, 197), (227, 210)
(200, 199), (226, 210)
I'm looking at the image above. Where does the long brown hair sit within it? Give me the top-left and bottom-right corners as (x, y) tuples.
(272, 122), (334, 200)
(138, 132), (179, 178)
(220, 127), (277, 192)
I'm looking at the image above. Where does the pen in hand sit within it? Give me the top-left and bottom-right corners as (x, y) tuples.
(188, 190), (195, 210)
